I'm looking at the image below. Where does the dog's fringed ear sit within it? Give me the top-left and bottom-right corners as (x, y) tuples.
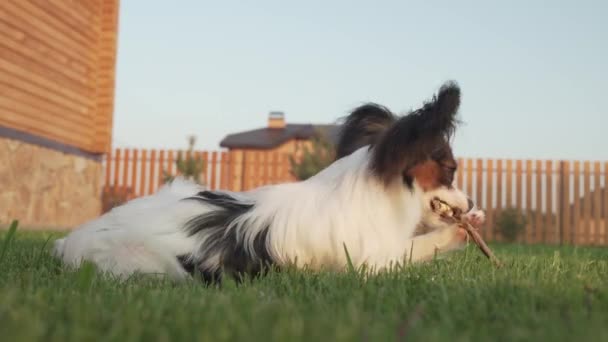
(370, 81), (461, 185)
(336, 103), (396, 159)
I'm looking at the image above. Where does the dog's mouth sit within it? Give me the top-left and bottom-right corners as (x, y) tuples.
(430, 197), (463, 223)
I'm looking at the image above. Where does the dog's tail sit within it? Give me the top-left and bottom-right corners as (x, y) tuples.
(52, 178), (206, 280)
(52, 237), (66, 258)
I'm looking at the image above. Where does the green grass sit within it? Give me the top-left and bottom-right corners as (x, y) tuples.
(1, 225), (607, 342)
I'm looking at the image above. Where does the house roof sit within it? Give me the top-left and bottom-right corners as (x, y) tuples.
(220, 124), (341, 149)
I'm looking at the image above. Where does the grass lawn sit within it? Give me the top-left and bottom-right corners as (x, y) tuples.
(1, 225), (607, 342)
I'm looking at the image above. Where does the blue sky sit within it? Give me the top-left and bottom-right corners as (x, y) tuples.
(112, 1), (607, 160)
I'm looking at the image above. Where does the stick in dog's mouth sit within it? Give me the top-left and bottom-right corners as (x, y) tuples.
(430, 197), (502, 267)
(430, 198), (463, 223)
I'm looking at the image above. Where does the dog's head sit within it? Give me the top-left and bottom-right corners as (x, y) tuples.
(336, 81), (473, 225)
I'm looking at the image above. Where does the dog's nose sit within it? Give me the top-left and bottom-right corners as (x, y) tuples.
(467, 198), (474, 212)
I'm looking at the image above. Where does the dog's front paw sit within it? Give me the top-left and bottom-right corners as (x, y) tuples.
(449, 226), (469, 249)
(464, 209), (485, 228)
(435, 225), (469, 253)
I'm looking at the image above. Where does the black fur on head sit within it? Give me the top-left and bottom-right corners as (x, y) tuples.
(370, 81), (461, 186)
(335, 103), (396, 159)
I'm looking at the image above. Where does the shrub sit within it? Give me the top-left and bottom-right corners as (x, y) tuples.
(289, 131), (335, 181)
(496, 208), (527, 242)
(163, 136), (206, 185)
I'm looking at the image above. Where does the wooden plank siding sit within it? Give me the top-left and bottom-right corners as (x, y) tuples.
(0, 0), (119, 154)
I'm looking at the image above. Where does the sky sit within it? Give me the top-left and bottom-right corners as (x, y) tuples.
(112, 0), (608, 160)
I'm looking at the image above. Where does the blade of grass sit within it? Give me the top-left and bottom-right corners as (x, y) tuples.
(409, 240), (414, 264)
(34, 234), (54, 267)
(342, 242), (356, 273)
(0, 220), (19, 264)
(76, 261), (97, 291)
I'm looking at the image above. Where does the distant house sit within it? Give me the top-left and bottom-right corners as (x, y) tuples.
(220, 111), (340, 154)
(219, 112), (340, 190)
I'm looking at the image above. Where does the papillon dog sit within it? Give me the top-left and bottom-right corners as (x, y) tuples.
(53, 81), (484, 282)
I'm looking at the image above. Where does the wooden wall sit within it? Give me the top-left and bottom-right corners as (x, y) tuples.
(0, 0), (119, 154)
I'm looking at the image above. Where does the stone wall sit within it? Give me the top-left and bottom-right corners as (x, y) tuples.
(0, 137), (102, 229)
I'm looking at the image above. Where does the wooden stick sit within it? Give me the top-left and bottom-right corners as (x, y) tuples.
(460, 222), (502, 267)
(431, 198), (502, 267)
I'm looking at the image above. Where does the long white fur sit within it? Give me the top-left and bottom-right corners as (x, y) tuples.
(54, 146), (472, 279)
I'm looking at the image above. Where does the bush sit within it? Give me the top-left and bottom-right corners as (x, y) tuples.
(163, 136), (206, 185)
(496, 208), (527, 242)
(289, 131), (335, 181)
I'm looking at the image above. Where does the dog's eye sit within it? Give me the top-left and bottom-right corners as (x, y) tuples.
(443, 165), (457, 172)
(442, 166), (456, 185)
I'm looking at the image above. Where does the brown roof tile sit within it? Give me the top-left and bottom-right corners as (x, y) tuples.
(220, 124), (340, 149)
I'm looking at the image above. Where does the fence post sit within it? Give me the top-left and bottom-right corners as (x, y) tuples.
(486, 159), (494, 241)
(148, 149), (157, 194)
(227, 150), (237, 191)
(139, 149), (148, 196)
(545, 160), (554, 244)
(210, 152), (218, 190)
(238, 150), (246, 191)
(113, 148), (121, 191)
(558, 160), (572, 245)
(457, 158), (464, 189)
(158, 150), (165, 186)
(525, 160), (533, 244)
(122, 149), (130, 191)
(604, 162), (608, 246)
(593, 162), (602, 246)
(535, 160), (543, 243)
(558, 160), (563, 245)
(583, 161), (591, 245)
(104, 151), (111, 192)
(131, 149), (139, 196)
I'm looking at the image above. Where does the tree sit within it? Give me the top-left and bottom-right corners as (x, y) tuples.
(289, 130), (336, 181)
(164, 135), (206, 185)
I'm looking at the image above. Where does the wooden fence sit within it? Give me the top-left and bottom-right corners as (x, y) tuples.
(102, 149), (608, 246)
(101, 148), (295, 198)
(453, 159), (606, 246)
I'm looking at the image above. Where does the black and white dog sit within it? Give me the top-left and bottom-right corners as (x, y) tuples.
(53, 81), (484, 282)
